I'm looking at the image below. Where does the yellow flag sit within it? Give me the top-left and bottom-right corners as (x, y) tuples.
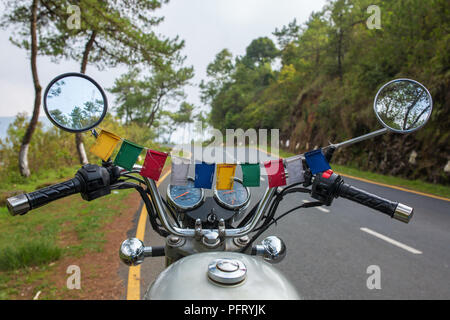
(90, 129), (121, 161)
(216, 164), (237, 190)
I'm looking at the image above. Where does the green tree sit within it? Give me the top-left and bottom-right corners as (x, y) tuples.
(202, 0), (450, 184)
(243, 37), (279, 67)
(38, 0), (184, 164)
(273, 18), (301, 49)
(199, 49), (234, 105)
(0, 0), (68, 177)
(109, 56), (194, 128)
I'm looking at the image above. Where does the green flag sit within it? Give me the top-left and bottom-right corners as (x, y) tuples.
(241, 163), (260, 187)
(114, 140), (144, 171)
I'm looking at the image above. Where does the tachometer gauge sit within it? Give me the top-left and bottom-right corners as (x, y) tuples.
(214, 178), (251, 210)
(167, 178), (205, 211)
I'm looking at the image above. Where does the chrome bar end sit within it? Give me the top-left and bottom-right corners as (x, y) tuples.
(119, 238), (146, 266)
(6, 194), (30, 216)
(255, 236), (286, 264)
(393, 203), (414, 223)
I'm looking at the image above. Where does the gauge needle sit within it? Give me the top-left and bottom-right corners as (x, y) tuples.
(223, 190), (235, 194)
(175, 191), (190, 199)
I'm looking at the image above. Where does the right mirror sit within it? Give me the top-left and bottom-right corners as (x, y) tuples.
(374, 79), (433, 133)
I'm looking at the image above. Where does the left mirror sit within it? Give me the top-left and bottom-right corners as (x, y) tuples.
(43, 73), (108, 133)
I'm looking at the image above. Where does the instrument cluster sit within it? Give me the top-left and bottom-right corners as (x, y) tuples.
(166, 177), (251, 223)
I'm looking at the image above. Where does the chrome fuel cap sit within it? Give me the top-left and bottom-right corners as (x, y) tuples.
(208, 258), (247, 285)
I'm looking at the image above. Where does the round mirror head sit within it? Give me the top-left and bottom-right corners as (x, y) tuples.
(43, 73), (108, 133)
(374, 79), (432, 133)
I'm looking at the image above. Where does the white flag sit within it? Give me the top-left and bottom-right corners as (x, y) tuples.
(286, 156), (304, 184)
(170, 156), (190, 186)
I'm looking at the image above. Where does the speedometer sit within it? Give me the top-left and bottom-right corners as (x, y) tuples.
(214, 178), (250, 210)
(167, 178), (205, 211)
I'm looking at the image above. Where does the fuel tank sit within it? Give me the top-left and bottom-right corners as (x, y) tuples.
(144, 251), (301, 300)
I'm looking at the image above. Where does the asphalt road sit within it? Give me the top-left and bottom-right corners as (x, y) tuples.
(131, 146), (450, 299)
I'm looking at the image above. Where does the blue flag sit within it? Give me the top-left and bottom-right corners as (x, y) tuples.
(194, 162), (215, 189)
(304, 149), (331, 174)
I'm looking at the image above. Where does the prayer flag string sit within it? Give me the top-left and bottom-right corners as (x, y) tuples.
(88, 129), (331, 189)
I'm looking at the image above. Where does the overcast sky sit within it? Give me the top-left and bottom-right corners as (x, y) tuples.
(0, 0), (327, 120)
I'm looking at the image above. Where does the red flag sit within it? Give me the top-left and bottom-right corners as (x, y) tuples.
(140, 149), (168, 181)
(264, 159), (286, 188)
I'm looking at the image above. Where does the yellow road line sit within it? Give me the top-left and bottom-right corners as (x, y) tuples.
(126, 169), (171, 300)
(255, 146), (449, 202)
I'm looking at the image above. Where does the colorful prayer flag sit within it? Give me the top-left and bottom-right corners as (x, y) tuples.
(286, 156), (304, 184)
(304, 149), (331, 174)
(264, 159), (286, 188)
(194, 162), (215, 189)
(113, 140), (143, 171)
(170, 156), (190, 186)
(140, 149), (168, 181)
(90, 129), (121, 161)
(241, 163), (260, 187)
(216, 164), (237, 190)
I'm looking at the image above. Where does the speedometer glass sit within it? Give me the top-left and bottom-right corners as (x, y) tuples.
(214, 179), (250, 210)
(167, 178), (204, 211)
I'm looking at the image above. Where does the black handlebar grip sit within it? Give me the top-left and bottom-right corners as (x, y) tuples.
(6, 177), (82, 216)
(338, 183), (414, 223)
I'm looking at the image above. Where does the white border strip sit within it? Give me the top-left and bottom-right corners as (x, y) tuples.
(360, 227), (422, 254)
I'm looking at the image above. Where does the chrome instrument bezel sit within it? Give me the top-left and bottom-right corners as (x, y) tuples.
(213, 178), (251, 211)
(166, 177), (205, 211)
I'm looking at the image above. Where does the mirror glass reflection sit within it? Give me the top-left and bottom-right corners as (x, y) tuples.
(374, 79), (432, 133)
(45, 75), (106, 132)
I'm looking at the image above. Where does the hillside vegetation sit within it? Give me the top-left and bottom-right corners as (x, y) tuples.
(202, 0), (449, 184)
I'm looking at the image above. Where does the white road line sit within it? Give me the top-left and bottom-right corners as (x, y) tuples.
(360, 227), (423, 254)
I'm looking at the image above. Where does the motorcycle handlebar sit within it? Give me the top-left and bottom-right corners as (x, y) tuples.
(311, 172), (414, 223)
(337, 182), (414, 223)
(6, 177), (83, 216)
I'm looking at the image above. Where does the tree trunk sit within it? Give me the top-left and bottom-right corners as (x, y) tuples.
(19, 0), (41, 177)
(75, 31), (97, 165)
(76, 132), (89, 164)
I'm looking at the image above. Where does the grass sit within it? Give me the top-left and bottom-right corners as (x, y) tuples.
(260, 145), (450, 199)
(0, 241), (61, 271)
(0, 165), (81, 193)
(0, 165), (134, 299)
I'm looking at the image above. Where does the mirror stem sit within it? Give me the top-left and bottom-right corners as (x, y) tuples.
(329, 128), (388, 150)
(91, 128), (99, 139)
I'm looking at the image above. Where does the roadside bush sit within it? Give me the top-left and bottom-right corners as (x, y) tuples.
(0, 240), (62, 271)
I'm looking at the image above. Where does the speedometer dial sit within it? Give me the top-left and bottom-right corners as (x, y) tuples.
(214, 178), (250, 210)
(167, 178), (204, 211)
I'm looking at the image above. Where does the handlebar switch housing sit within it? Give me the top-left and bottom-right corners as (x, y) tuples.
(76, 164), (113, 201)
(311, 170), (343, 205)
